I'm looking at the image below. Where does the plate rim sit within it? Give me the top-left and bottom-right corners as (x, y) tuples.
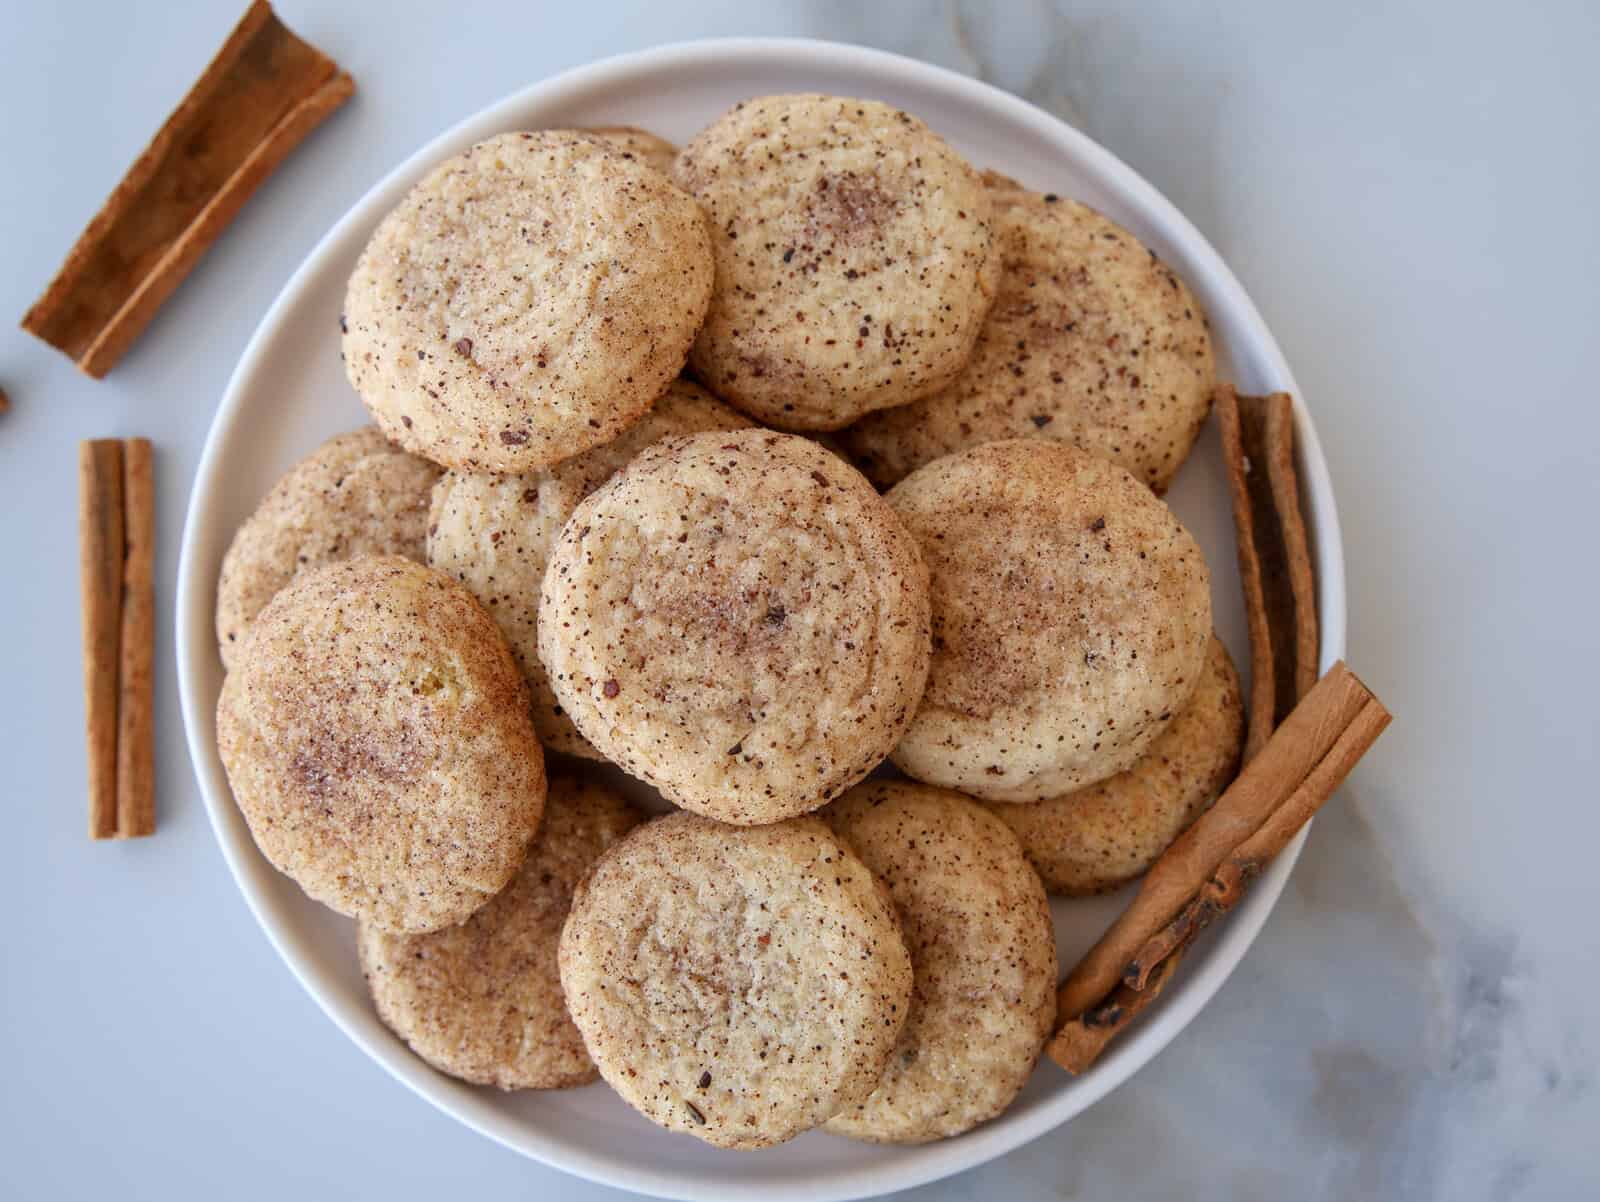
(176, 35), (1347, 1202)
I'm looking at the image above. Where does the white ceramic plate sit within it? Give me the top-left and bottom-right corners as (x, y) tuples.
(177, 38), (1345, 1202)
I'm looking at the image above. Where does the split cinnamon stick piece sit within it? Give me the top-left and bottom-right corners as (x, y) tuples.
(21, 2), (353, 377)
(1217, 386), (1319, 758)
(116, 439), (157, 838)
(1047, 669), (1390, 1071)
(1055, 662), (1376, 1021)
(79, 441), (125, 838)
(78, 438), (157, 839)
(1122, 696), (1390, 991)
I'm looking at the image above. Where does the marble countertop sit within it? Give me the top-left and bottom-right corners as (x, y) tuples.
(3, 2), (1596, 1198)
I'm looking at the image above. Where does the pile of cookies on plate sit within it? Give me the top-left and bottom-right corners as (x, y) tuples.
(214, 94), (1244, 1149)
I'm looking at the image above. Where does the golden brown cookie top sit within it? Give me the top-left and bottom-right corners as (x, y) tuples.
(992, 634), (1244, 894)
(538, 428), (932, 823)
(844, 184), (1215, 492)
(344, 130), (713, 471)
(558, 812), (912, 1148)
(887, 440), (1212, 801)
(674, 94), (998, 429)
(216, 554), (545, 932)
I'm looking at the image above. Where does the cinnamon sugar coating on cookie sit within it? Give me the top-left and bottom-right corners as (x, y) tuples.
(345, 131), (713, 471)
(538, 429), (931, 823)
(558, 813), (912, 1148)
(217, 555), (546, 933)
(844, 184), (1215, 492)
(673, 95), (998, 429)
(887, 440), (1211, 802)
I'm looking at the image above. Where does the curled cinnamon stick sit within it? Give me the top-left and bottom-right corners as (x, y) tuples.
(1055, 662), (1374, 1021)
(21, 2), (353, 376)
(79, 441), (125, 839)
(116, 439), (156, 838)
(1218, 386), (1319, 757)
(1121, 695), (1390, 991)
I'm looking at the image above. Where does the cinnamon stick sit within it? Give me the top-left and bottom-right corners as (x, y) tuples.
(1217, 386), (1319, 757)
(79, 441), (125, 839)
(1121, 695), (1390, 991)
(116, 439), (156, 838)
(21, 2), (353, 377)
(1055, 662), (1374, 1021)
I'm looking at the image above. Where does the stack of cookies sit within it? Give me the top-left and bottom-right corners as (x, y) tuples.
(214, 96), (1244, 1148)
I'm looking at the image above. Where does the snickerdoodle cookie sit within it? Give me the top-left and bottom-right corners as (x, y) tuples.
(427, 379), (749, 758)
(887, 440), (1211, 802)
(359, 769), (641, 1089)
(673, 94), (998, 430)
(823, 781), (1056, 1144)
(215, 427), (440, 669)
(538, 429), (931, 824)
(344, 131), (714, 471)
(990, 635), (1244, 894)
(843, 184), (1215, 492)
(217, 555), (546, 933)
(558, 812), (912, 1148)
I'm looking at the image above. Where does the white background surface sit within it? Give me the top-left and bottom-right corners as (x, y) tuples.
(2, 2), (1596, 1200)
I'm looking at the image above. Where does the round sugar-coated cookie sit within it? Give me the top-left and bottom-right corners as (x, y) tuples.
(216, 555), (546, 933)
(823, 780), (1056, 1144)
(537, 429), (932, 823)
(843, 184), (1215, 492)
(558, 812), (913, 1148)
(359, 769), (642, 1089)
(427, 379), (750, 758)
(887, 440), (1212, 803)
(673, 94), (998, 430)
(584, 125), (679, 175)
(344, 130), (714, 472)
(215, 427), (440, 670)
(990, 635), (1244, 894)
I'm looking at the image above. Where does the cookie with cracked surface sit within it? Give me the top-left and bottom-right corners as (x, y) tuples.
(215, 427), (440, 670)
(558, 812), (912, 1148)
(538, 429), (931, 823)
(216, 555), (546, 933)
(887, 440), (1211, 802)
(583, 125), (679, 175)
(427, 379), (750, 759)
(673, 94), (998, 430)
(359, 768), (642, 1089)
(344, 130), (714, 471)
(990, 634), (1244, 895)
(843, 184), (1215, 492)
(823, 780), (1056, 1143)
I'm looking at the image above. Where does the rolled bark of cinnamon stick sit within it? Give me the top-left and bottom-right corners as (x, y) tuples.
(1121, 695), (1391, 991)
(1218, 386), (1319, 758)
(116, 439), (156, 838)
(1056, 661), (1373, 1021)
(21, 2), (353, 377)
(79, 440), (125, 839)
